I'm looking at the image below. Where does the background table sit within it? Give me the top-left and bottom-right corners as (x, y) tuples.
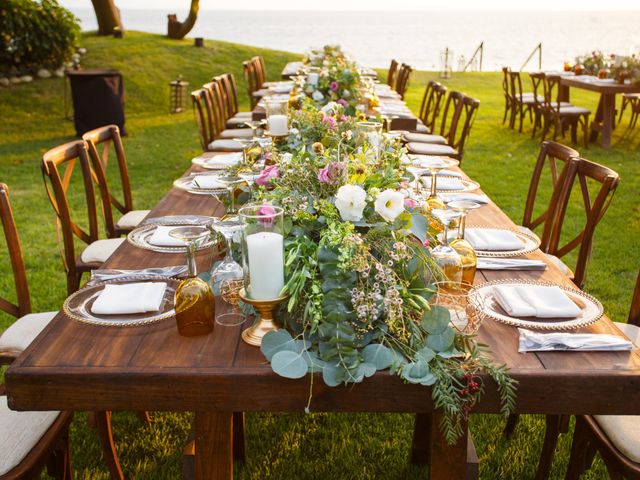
(7, 155), (640, 480)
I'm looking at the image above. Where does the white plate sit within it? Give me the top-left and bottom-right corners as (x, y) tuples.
(465, 226), (541, 258)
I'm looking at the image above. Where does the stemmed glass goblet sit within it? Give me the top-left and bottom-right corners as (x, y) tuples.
(446, 200), (481, 286)
(430, 209), (463, 285)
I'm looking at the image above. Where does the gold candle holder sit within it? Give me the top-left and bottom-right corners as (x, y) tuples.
(268, 133), (289, 148)
(239, 288), (289, 346)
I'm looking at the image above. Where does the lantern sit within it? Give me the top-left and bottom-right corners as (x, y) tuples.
(169, 76), (189, 114)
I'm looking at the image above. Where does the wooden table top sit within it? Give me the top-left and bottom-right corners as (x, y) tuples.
(7, 154), (640, 416)
(560, 75), (640, 94)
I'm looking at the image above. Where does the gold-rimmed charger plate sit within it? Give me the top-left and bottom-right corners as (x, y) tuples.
(468, 279), (604, 331)
(421, 175), (480, 193)
(191, 152), (243, 170)
(63, 275), (180, 327)
(127, 220), (216, 254)
(466, 226), (541, 258)
(173, 172), (228, 195)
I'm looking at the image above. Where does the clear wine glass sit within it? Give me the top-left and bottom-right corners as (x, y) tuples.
(214, 173), (243, 214)
(430, 209), (463, 285)
(243, 120), (266, 140)
(209, 216), (245, 326)
(405, 164), (430, 197)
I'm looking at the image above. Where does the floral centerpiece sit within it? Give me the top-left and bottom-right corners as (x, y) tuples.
(573, 50), (609, 76)
(237, 101), (517, 444)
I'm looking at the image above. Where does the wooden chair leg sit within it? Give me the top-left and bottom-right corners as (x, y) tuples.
(136, 411), (152, 427)
(95, 410), (124, 480)
(233, 412), (245, 462)
(535, 414), (562, 480)
(410, 413), (432, 465)
(583, 116), (589, 149)
(46, 427), (72, 480)
(503, 413), (519, 438)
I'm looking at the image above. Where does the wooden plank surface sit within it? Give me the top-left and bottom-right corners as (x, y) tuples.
(7, 154), (640, 419)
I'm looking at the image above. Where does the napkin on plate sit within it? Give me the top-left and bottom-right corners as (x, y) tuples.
(420, 176), (465, 191)
(518, 328), (633, 352)
(203, 153), (242, 168)
(91, 282), (168, 315)
(148, 226), (186, 247)
(441, 193), (490, 204)
(476, 259), (547, 271)
(465, 228), (524, 251)
(493, 285), (582, 318)
(192, 175), (226, 189)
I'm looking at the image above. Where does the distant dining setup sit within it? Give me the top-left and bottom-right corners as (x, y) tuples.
(3, 45), (640, 480)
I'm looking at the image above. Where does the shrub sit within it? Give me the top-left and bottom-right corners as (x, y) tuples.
(0, 0), (80, 76)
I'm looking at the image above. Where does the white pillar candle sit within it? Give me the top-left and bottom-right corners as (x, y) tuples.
(268, 114), (288, 136)
(246, 231), (284, 300)
(307, 73), (319, 86)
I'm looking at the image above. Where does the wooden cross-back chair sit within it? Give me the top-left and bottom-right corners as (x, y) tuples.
(82, 125), (150, 238)
(507, 70), (537, 132)
(522, 140), (580, 250)
(217, 73), (253, 128)
(191, 88), (215, 151)
(387, 59), (399, 87)
(546, 157), (620, 289)
(565, 271), (640, 480)
(417, 80), (447, 134)
(0, 183), (73, 479)
(253, 56), (267, 87)
(243, 60), (265, 109)
(539, 73), (591, 148)
(41, 141), (124, 295)
(204, 80), (253, 141)
(502, 66), (513, 125)
(394, 63), (413, 100)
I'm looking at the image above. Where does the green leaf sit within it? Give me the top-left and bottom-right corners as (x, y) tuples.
(260, 330), (294, 361)
(271, 351), (308, 379)
(303, 350), (325, 373)
(322, 363), (341, 387)
(357, 362), (377, 378)
(362, 343), (394, 370)
(421, 305), (450, 334)
(426, 328), (455, 352)
(416, 346), (436, 364)
(410, 213), (428, 243)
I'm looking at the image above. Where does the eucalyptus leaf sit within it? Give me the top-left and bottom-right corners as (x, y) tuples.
(426, 328), (455, 352)
(260, 330), (294, 361)
(357, 362), (377, 378)
(410, 213), (428, 244)
(421, 305), (450, 334)
(303, 350), (326, 373)
(416, 346), (436, 364)
(322, 363), (341, 387)
(362, 343), (394, 370)
(271, 350), (308, 379)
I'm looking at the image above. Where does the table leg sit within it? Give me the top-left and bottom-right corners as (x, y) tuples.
(429, 412), (469, 480)
(601, 93), (615, 148)
(195, 411), (233, 480)
(410, 413), (432, 465)
(559, 85), (570, 103)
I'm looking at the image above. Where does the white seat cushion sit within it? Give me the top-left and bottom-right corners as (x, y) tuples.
(115, 209), (150, 230)
(593, 414), (640, 463)
(404, 132), (447, 144)
(218, 128), (253, 139)
(0, 311), (56, 355)
(544, 253), (570, 275)
(251, 88), (270, 98)
(233, 112), (253, 119)
(407, 142), (457, 156)
(226, 117), (250, 128)
(556, 105), (591, 115)
(414, 122), (430, 134)
(208, 139), (244, 152)
(0, 396), (61, 476)
(614, 322), (640, 347)
(80, 238), (124, 264)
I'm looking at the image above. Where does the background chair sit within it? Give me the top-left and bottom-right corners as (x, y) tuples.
(415, 80), (447, 134)
(41, 141), (124, 295)
(243, 58), (269, 109)
(203, 80), (253, 140)
(501, 67), (513, 125)
(387, 59), (399, 87)
(394, 63), (413, 100)
(565, 271), (640, 480)
(539, 73), (590, 147)
(216, 73), (253, 128)
(618, 93), (640, 128)
(507, 70), (538, 132)
(190, 89), (243, 152)
(83, 125), (150, 238)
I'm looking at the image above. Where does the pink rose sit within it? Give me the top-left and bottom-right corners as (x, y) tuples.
(337, 98), (348, 108)
(317, 161), (345, 185)
(330, 81), (339, 91)
(322, 115), (337, 129)
(422, 239), (430, 248)
(257, 204), (277, 227)
(255, 165), (279, 186)
(404, 198), (418, 209)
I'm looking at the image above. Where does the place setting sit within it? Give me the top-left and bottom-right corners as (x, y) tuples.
(191, 152), (243, 170)
(128, 216), (218, 253)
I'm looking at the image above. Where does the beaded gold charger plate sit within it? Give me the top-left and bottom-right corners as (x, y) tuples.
(465, 226), (541, 258)
(127, 220), (217, 254)
(173, 172), (228, 195)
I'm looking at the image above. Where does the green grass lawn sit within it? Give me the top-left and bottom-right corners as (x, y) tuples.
(1, 31), (639, 479)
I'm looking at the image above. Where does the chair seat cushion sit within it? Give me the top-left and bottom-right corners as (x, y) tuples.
(0, 396), (61, 476)
(115, 209), (150, 230)
(80, 238), (124, 264)
(0, 311), (56, 356)
(556, 105), (591, 115)
(208, 139), (244, 152)
(593, 414), (640, 463)
(233, 112), (253, 119)
(406, 142), (457, 156)
(613, 322), (640, 347)
(251, 88), (270, 98)
(404, 133), (447, 144)
(226, 117), (250, 128)
(414, 122), (430, 134)
(218, 128), (253, 139)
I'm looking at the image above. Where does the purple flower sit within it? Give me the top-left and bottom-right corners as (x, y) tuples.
(322, 115), (337, 129)
(255, 165), (279, 186)
(337, 98), (348, 108)
(257, 204), (277, 227)
(317, 161), (345, 185)
(330, 81), (339, 91)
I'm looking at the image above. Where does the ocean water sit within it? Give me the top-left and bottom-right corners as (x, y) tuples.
(68, 9), (640, 71)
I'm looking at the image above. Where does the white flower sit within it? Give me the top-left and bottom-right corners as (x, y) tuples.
(312, 90), (325, 102)
(321, 101), (339, 115)
(335, 184), (367, 222)
(374, 189), (405, 222)
(280, 152), (293, 164)
(342, 89), (350, 98)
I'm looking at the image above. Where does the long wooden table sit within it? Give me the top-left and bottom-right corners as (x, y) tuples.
(6, 154), (640, 480)
(558, 75), (640, 148)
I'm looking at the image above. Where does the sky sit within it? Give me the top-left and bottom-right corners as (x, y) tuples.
(59, 0), (640, 10)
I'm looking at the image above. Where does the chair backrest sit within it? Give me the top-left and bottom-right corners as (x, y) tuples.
(523, 141), (580, 249)
(529, 72), (545, 112)
(419, 80), (447, 134)
(629, 272), (640, 327)
(191, 88), (215, 150)
(501, 67), (511, 98)
(82, 125), (133, 238)
(547, 157), (620, 289)
(448, 94), (480, 160)
(252, 56), (266, 87)
(507, 70), (526, 103)
(243, 60), (260, 108)
(540, 73), (563, 111)
(395, 63), (413, 99)
(438, 90), (463, 140)
(217, 73), (240, 117)
(387, 59), (399, 87)
(41, 140), (100, 279)
(203, 80), (227, 136)
(0, 183), (31, 319)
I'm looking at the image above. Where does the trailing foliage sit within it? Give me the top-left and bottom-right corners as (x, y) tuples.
(0, 0), (80, 76)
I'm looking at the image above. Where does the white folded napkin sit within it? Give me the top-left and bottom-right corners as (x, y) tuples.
(203, 153), (242, 168)
(518, 328), (633, 352)
(441, 193), (490, 204)
(421, 176), (465, 191)
(477, 258), (547, 271)
(192, 175), (226, 189)
(493, 285), (582, 318)
(465, 228), (524, 251)
(148, 226), (186, 247)
(91, 282), (167, 315)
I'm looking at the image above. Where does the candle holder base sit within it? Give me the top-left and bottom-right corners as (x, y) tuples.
(268, 133), (289, 148)
(239, 288), (289, 347)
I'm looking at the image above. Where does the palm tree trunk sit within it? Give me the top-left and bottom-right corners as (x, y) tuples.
(167, 0), (200, 39)
(90, 0), (124, 36)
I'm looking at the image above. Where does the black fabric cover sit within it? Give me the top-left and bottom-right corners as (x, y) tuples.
(67, 69), (126, 137)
